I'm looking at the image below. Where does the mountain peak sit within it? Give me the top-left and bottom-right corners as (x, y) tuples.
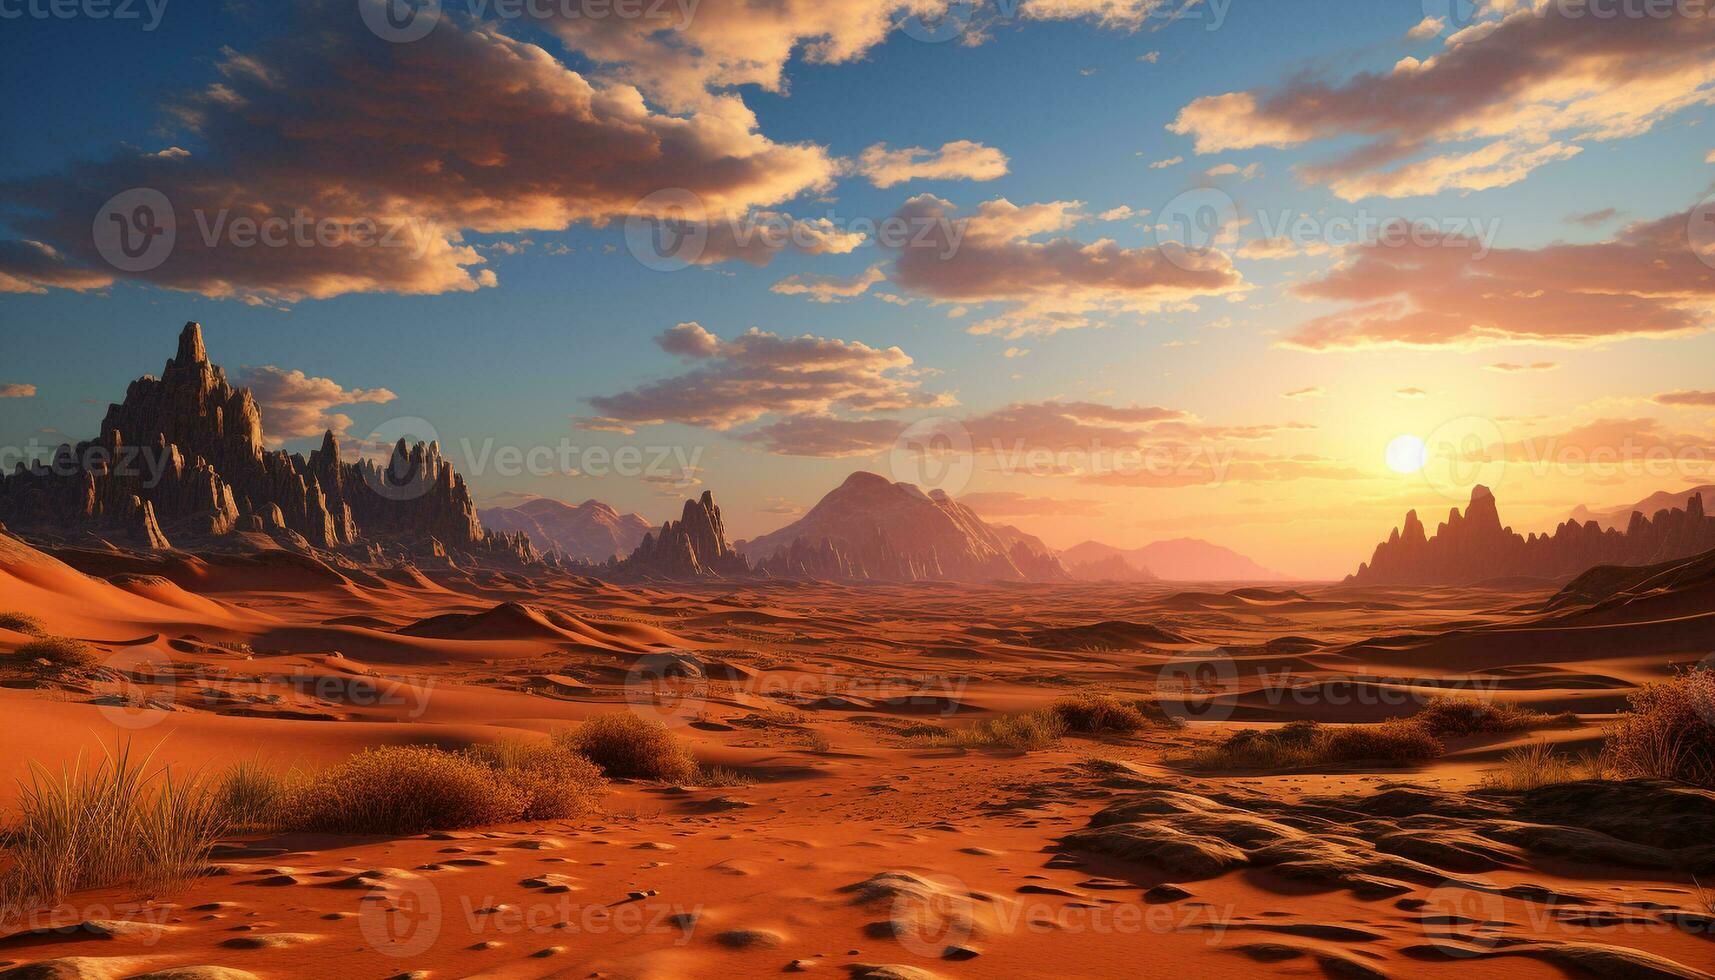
(174, 322), (208, 366)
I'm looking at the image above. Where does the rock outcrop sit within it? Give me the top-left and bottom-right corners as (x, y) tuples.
(742, 471), (1069, 582)
(0, 322), (534, 564)
(615, 491), (749, 579)
(1349, 485), (1715, 585)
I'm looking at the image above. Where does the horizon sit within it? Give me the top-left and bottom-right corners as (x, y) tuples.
(4, 1), (1715, 579)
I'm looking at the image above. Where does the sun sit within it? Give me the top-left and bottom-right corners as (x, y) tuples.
(1385, 434), (1428, 475)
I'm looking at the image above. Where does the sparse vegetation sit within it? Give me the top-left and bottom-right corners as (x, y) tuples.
(0, 612), (46, 636)
(1050, 693), (1179, 735)
(289, 745), (529, 835)
(1480, 742), (1613, 791)
(467, 738), (606, 820)
(558, 712), (700, 783)
(908, 709), (1068, 751)
(1607, 667), (1715, 788)
(1188, 719), (1443, 771)
(213, 760), (301, 834)
(1, 743), (225, 923)
(802, 730), (833, 753)
(14, 637), (100, 672)
(1411, 695), (1578, 738)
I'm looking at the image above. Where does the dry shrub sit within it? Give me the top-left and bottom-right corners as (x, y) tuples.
(0, 742), (224, 924)
(0, 612), (46, 636)
(1412, 696), (1578, 738)
(558, 713), (699, 783)
(908, 709), (1068, 751)
(1189, 719), (1442, 771)
(290, 745), (527, 834)
(1480, 742), (1613, 791)
(1608, 668), (1715, 788)
(213, 760), (303, 834)
(1050, 694), (1178, 735)
(15, 637), (100, 672)
(467, 739), (606, 819)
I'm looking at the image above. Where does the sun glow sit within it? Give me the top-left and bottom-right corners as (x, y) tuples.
(1385, 434), (1428, 475)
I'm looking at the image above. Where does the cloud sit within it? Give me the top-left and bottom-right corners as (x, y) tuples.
(958, 491), (1105, 517)
(580, 323), (952, 433)
(0, 384), (37, 398)
(1236, 236), (1333, 260)
(884, 195), (1247, 337)
(734, 415), (908, 457)
(1098, 205), (1149, 222)
(234, 366), (397, 443)
(1138, 50), (1161, 63)
(0, 241), (114, 295)
(1655, 390), (1715, 407)
(1487, 361), (1560, 373)
(1205, 162), (1262, 181)
(0, 10), (837, 301)
(1396, 386), (1428, 398)
(759, 496), (805, 516)
(1282, 386), (1325, 400)
(1281, 210), (1715, 351)
(1492, 417), (1715, 478)
(1567, 207), (1621, 226)
(855, 140), (1009, 188)
(1407, 16), (1444, 40)
(1148, 156), (1184, 170)
(688, 213), (869, 268)
(1169, 6), (1715, 199)
(771, 264), (887, 303)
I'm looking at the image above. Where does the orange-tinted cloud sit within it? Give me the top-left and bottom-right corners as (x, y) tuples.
(1655, 390), (1715, 407)
(1170, 6), (1715, 199)
(771, 265), (887, 303)
(0, 384), (37, 399)
(734, 415), (909, 458)
(856, 141), (1009, 188)
(1282, 211), (1715, 351)
(235, 366), (398, 443)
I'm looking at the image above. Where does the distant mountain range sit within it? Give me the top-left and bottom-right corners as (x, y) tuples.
(735, 471), (1068, 582)
(1570, 485), (1715, 530)
(1349, 485), (1715, 586)
(480, 497), (652, 562)
(1058, 538), (1282, 582)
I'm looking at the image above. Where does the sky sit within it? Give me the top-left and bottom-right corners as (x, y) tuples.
(2, 0), (1714, 579)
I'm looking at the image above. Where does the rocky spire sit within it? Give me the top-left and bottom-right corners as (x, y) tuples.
(175, 322), (208, 366)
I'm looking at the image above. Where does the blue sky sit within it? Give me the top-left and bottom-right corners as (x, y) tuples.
(3, 0), (1714, 577)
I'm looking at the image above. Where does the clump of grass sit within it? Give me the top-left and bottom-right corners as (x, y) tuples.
(802, 731), (833, 754)
(1480, 742), (1612, 791)
(557, 713), (699, 783)
(0, 612), (46, 636)
(14, 637), (100, 672)
(695, 765), (754, 788)
(467, 738), (606, 820)
(908, 709), (1068, 751)
(289, 745), (528, 835)
(1188, 719), (1443, 771)
(1412, 695), (1578, 738)
(213, 760), (302, 834)
(1608, 668), (1715, 788)
(1050, 694), (1178, 735)
(0, 742), (225, 923)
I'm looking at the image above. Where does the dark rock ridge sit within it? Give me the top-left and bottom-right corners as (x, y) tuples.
(1349, 485), (1715, 585)
(0, 322), (535, 564)
(480, 497), (652, 562)
(611, 491), (749, 580)
(740, 471), (1070, 583)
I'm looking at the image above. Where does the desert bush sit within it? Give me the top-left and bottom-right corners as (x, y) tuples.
(558, 713), (699, 783)
(0, 743), (225, 922)
(1608, 668), (1715, 788)
(14, 637), (100, 671)
(1480, 742), (1612, 791)
(1189, 719), (1442, 770)
(695, 765), (754, 788)
(1050, 694), (1178, 735)
(213, 760), (302, 834)
(908, 709), (1068, 751)
(467, 738), (606, 820)
(289, 745), (527, 834)
(1412, 696), (1578, 738)
(0, 612), (46, 636)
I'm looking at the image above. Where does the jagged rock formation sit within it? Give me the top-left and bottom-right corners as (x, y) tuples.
(480, 497), (652, 562)
(0, 322), (534, 564)
(742, 471), (1070, 582)
(1349, 485), (1715, 585)
(614, 491), (749, 579)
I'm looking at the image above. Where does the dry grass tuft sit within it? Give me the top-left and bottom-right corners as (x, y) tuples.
(213, 760), (302, 835)
(1050, 693), (1179, 735)
(908, 709), (1068, 751)
(1189, 719), (1443, 771)
(0, 612), (46, 636)
(289, 745), (528, 835)
(467, 739), (606, 820)
(1412, 696), (1578, 738)
(0, 742), (225, 923)
(558, 713), (700, 783)
(1608, 667), (1715, 788)
(1480, 741), (1613, 791)
(14, 637), (100, 672)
